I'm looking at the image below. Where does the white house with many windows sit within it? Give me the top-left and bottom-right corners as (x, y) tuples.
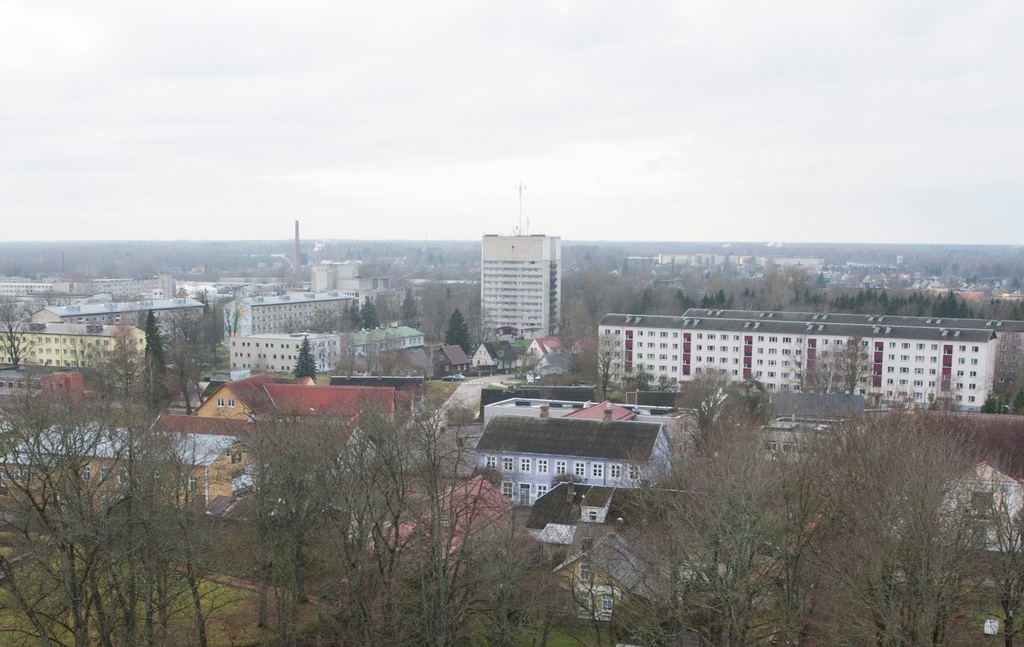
(228, 332), (340, 373)
(475, 412), (670, 506)
(598, 309), (1010, 411)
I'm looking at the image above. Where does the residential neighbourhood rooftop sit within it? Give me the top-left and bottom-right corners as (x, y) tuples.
(477, 416), (663, 461)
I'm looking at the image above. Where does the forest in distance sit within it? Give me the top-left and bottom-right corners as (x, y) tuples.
(0, 239), (1022, 284)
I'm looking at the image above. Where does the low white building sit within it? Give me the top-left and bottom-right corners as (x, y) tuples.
(228, 332), (339, 373)
(224, 292), (354, 340)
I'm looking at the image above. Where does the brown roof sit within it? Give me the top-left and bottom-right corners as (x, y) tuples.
(437, 345), (471, 366)
(156, 414), (252, 436)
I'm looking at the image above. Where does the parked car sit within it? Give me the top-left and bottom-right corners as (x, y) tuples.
(441, 373), (465, 382)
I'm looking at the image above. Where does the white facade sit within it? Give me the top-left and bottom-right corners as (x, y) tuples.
(310, 261), (392, 300)
(224, 292), (354, 339)
(340, 327), (425, 357)
(229, 333), (340, 373)
(599, 309), (1009, 411)
(0, 279), (56, 298)
(32, 298), (204, 326)
(481, 234), (561, 339)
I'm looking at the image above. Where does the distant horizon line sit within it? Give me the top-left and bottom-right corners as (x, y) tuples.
(1, 239), (1021, 249)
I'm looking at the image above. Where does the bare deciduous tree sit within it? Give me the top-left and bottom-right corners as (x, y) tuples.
(0, 297), (35, 368)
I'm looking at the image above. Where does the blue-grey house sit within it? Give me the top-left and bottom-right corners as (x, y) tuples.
(475, 412), (671, 505)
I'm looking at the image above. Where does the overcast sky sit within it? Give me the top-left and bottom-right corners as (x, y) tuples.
(1, 1), (1021, 245)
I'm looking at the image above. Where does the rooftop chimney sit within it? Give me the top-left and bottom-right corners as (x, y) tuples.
(540, 404), (550, 419)
(603, 401), (613, 422)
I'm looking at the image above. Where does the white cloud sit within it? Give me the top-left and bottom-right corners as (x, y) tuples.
(0, 0), (1021, 243)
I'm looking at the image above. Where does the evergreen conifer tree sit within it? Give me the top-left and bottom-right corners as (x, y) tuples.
(348, 299), (361, 329)
(360, 296), (380, 330)
(141, 310), (170, 411)
(294, 337), (317, 382)
(400, 287), (418, 326)
(444, 308), (471, 355)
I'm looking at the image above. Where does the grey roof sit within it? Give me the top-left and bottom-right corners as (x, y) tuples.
(771, 392), (865, 418)
(559, 532), (654, 597)
(680, 308), (1024, 333)
(235, 292), (354, 307)
(39, 298), (203, 317)
(527, 482), (617, 529)
(22, 323), (130, 336)
(4, 425), (236, 468)
(477, 415), (662, 461)
(599, 312), (999, 343)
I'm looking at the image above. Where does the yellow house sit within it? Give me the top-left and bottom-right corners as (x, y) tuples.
(554, 532), (654, 621)
(0, 323), (145, 369)
(1, 428), (248, 513)
(195, 373), (392, 423)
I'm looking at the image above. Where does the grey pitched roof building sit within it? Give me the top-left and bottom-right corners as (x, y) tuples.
(477, 416), (663, 461)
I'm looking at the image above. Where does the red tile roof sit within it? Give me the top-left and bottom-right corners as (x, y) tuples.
(206, 373), (396, 418)
(263, 384), (395, 417)
(532, 337), (563, 355)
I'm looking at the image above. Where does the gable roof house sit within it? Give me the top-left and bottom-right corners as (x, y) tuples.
(527, 336), (563, 358)
(195, 373), (399, 422)
(435, 344), (471, 376)
(475, 414), (670, 506)
(471, 340), (519, 372)
(553, 531), (657, 622)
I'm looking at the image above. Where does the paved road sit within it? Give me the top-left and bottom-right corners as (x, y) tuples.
(445, 374), (509, 412)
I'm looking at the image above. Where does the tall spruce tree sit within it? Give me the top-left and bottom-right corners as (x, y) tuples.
(141, 310), (170, 411)
(444, 308), (471, 355)
(348, 299), (361, 329)
(294, 336), (317, 382)
(360, 296), (380, 330)
(400, 287), (418, 326)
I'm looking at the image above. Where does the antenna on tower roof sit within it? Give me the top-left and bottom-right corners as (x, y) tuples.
(516, 182), (526, 236)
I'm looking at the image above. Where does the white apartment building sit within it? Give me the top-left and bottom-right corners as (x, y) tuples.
(32, 298), (204, 326)
(229, 333), (339, 373)
(0, 278), (56, 298)
(481, 234), (561, 339)
(224, 292), (354, 339)
(598, 309), (1015, 411)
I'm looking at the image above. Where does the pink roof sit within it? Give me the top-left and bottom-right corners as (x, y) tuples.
(564, 400), (636, 421)
(398, 476), (514, 553)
